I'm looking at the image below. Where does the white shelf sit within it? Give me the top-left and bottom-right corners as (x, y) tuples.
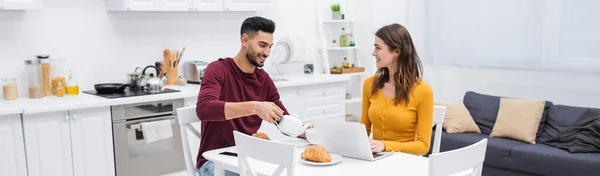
(345, 97), (362, 104)
(324, 46), (363, 50)
(323, 19), (353, 23)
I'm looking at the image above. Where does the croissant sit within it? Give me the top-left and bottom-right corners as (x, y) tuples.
(252, 132), (270, 140)
(301, 145), (332, 163)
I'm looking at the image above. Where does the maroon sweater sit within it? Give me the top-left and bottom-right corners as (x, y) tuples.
(195, 58), (289, 168)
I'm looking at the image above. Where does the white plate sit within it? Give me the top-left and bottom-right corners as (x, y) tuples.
(300, 153), (343, 166)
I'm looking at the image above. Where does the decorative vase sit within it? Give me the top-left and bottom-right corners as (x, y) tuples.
(332, 11), (342, 20)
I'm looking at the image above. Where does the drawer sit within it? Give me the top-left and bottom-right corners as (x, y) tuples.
(298, 84), (345, 106)
(298, 84), (345, 99)
(301, 103), (345, 122)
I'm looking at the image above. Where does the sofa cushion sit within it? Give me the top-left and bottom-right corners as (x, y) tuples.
(463, 91), (501, 134)
(442, 101), (481, 133)
(490, 98), (546, 144)
(463, 91), (553, 137)
(538, 105), (600, 143)
(509, 144), (600, 176)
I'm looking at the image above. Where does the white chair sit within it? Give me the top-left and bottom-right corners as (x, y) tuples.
(177, 106), (202, 176)
(429, 139), (488, 176)
(431, 105), (447, 154)
(233, 131), (296, 176)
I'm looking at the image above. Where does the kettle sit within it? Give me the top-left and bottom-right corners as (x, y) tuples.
(141, 65), (167, 93)
(275, 114), (312, 137)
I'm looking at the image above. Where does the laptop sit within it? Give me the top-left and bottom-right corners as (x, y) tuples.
(311, 120), (394, 161)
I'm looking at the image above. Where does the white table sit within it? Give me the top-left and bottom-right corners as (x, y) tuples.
(203, 146), (430, 176)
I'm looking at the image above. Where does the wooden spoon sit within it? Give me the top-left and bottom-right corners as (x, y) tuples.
(163, 49), (171, 68)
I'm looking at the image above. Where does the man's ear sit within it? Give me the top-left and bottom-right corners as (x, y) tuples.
(241, 34), (250, 47)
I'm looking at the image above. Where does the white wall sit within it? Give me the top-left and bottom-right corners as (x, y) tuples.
(0, 0), (322, 97)
(371, 0), (600, 108)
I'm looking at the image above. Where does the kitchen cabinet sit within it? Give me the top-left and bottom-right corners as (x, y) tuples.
(223, 0), (272, 11)
(0, 114), (28, 176)
(0, 0), (42, 10)
(23, 107), (115, 176)
(193, 0), (222, 11)
(70, 108), (116, 176)
(106, 0), (272, 11)
(278, 82), (347, 123)
(184, 97), (197, 107)
(278, 86), (300, 116)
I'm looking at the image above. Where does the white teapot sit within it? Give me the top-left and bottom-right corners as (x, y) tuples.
(275, 114), (312, 137)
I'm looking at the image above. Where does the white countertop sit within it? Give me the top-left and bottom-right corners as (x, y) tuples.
(0, 74), (350, 116)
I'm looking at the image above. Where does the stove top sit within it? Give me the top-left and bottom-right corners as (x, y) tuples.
(83, 88), (181, 99)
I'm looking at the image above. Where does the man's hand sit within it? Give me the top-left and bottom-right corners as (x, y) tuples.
(253, 101), (283, 124)
(370, 140), (385, 153)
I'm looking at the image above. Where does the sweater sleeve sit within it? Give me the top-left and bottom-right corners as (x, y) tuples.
(196, 62), (227, 121)
(360, 77), (373, 137)
(266, 76), (289, 116)
(382, 84), (434, 155)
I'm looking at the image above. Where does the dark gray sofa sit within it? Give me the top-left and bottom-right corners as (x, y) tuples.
(427, 91), (600, 176)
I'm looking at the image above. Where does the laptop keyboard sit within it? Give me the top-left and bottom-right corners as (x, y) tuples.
(373, 153), (384, 158)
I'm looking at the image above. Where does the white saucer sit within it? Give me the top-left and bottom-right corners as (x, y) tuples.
(300, 153), (343, 166)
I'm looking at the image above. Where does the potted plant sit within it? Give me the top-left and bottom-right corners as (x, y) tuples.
(331, 3), (341, 20)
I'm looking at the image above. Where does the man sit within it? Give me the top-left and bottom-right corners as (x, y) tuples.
(195, 16), (288, 176)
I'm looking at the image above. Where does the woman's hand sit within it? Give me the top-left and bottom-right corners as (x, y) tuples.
(370, 140), (386, 153)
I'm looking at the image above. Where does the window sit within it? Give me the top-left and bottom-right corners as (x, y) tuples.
(426, 0), (600, 73)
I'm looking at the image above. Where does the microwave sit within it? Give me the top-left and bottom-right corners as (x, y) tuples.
(184, 61), (209, 84)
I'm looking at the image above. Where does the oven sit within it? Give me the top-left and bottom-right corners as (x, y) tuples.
(112, 99), (185, 176)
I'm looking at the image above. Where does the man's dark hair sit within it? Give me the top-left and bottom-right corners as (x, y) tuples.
(240, 16), (276, 38)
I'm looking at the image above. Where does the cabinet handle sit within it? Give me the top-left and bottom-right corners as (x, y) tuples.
(72, 115), (77, 120)
(64, 115), (69, 121)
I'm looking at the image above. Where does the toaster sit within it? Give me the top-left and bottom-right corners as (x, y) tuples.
(184, 61), (209, 84)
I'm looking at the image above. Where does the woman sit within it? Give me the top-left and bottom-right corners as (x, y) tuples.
(361, 23), (434, 155)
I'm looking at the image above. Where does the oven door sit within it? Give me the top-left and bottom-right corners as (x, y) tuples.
(113, 115), (185, 176)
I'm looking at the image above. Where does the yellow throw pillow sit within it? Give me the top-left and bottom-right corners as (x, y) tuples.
(442, 102), (481, 133)
(490, 98), (545, 144)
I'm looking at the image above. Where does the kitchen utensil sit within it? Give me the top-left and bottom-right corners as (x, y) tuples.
(142, 65), (166, 93)
(127, 73), (143, 91)
(163, 49), (171, 68)
(94, 83), (129, 94)
(177, 47), (185, 66)
(275, 114), (312, 137)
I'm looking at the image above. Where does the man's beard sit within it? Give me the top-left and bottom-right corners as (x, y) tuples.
(246, 47), (266, 67)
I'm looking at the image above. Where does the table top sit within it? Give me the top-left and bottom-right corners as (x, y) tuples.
(203, 146), (430, 176)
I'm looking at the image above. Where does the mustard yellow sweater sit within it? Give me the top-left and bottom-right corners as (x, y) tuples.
(361, 76), (434, 155)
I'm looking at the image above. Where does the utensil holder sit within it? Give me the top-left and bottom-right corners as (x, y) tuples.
(166, 67), (178, 85)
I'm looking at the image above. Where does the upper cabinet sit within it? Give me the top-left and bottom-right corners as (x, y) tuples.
(0, 0), (42, 10)
(106, 0), (273, 11)
(223, 0), (272, 11)
(193, 0), (222, 11)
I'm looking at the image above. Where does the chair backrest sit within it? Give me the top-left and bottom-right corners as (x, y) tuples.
(431, 105), (446, 154)
(429, 139), (488, 176)
(176, 106), (201, 176)
(233, 131), (296, 176)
